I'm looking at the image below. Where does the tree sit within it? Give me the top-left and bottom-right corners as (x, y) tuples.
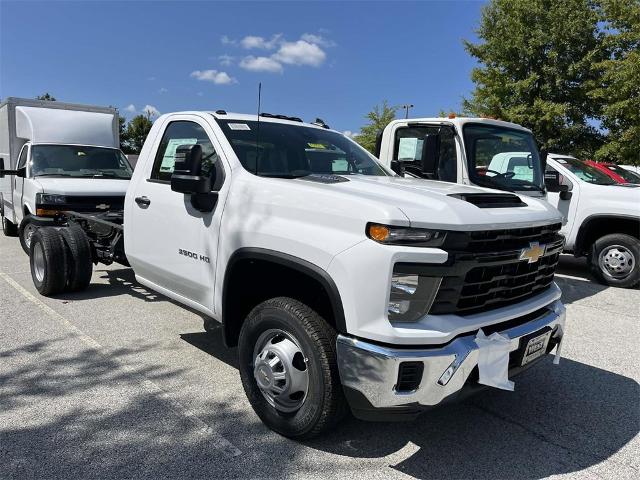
(356, 101), (398, 153)
(590, 0), (640, 164)
(463, 0), (605, 158)
(125, 113), (153, 154)
(36, 93), (56, 101)
(118, 116), (132, 153)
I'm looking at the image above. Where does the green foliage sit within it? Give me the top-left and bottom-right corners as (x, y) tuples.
(123, 114), (153, 154)
(591, 0), (640, 164)
(356, 101), (398, 153)
(464, 0), (640, 164)
(36, 93), (56, 101)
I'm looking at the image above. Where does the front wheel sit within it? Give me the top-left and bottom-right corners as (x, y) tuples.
(590, 233), (640, 288)
(19, 215), (38, 255)
(238, 297), (347, 439)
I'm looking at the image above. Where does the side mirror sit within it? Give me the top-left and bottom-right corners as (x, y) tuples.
(170, 144), (218, 212)
(544, 170), (561, 192)
(0, 158), (22, 178)
(374, 130), (383, 158)
(390, 159), (405, 176)
(559, 184), (572, 200)
(170, 144), (212, 194)
(421, 133), (440, 176)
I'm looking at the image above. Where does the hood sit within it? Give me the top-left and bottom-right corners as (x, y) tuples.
(33, 177), (130, 196)
(293, 175), (562, 231)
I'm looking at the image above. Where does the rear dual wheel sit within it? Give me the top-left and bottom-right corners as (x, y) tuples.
(29, 226), (93, 296)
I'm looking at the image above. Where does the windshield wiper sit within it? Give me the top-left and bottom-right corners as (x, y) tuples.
(260, 172), (311, 179)
(34, 173), (75, 177)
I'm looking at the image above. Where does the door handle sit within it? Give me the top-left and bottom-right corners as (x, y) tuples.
(135, 196), (151, 207)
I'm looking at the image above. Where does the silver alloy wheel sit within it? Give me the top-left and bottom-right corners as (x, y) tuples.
(252, 329), (309, 413)
(33, 242), (46, 282)
(598, 244), (635, 279)
(23, 223), (37, 249)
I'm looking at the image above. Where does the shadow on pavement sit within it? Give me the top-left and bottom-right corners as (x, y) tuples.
(555, 255), (612, 305)
(304, 356), (639, 479)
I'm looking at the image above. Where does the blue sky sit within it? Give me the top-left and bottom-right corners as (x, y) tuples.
(0, 0), (485, 134)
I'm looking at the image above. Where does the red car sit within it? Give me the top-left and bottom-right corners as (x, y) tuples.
(583, 160), (638, 184)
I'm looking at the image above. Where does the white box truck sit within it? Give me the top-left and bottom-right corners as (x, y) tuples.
(0, 97), (132, 253)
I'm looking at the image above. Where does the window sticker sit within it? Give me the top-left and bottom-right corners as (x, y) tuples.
(160, 138), (197, 171)
(307, 143), (326, 149)
(228, 123), (251, 131)
(398, 137), (422, 160)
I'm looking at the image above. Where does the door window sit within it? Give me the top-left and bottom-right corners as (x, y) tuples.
(393, 126), (457, 182)
(17, 145), (29, 169)
(150, 121), (219, 182)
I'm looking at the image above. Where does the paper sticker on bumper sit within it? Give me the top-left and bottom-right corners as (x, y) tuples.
(474, 329), (514, 391)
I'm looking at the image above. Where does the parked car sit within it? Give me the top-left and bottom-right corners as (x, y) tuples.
(545, 154), (640, 288)
(584, 160), (639, 184)
(12, 110), (567, 438)
(0, 97), (131, 253)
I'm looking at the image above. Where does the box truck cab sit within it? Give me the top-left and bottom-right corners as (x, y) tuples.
(0, 98), (131, 253)
(376, 117), (546, 199)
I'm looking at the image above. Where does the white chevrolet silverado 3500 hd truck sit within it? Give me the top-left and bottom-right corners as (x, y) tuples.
(21, 111), (566, 438)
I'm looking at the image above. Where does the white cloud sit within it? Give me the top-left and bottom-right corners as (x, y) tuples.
(147, 76), (157, 81)
(343, 130), (357, 138)
(143, 105), (160, 118)
(124, 104), (136, 113)
(158, 87), (168, 94)
(301, 33), (335, 48)
(196, 92), (204, 97)
(239, 56), (283, 73)
(190, 69), (237, 85)
(240, 34), (282, 50)
(218, 54), (234, 66)
(273, 40), (326, 67)
(221, 35), (236, 45)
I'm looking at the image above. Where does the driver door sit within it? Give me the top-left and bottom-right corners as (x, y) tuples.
(126, 116), (227, 313)
(12, 144), (29, 225)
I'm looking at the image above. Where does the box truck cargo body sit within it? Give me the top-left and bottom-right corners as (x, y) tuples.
(0, 97), (131, 252)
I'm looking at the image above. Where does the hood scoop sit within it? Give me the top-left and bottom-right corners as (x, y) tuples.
(298, 174), (350, 184)
(449, 192), (527, 208)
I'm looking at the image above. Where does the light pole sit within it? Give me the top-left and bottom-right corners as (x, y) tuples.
(402, 104), (414, 119)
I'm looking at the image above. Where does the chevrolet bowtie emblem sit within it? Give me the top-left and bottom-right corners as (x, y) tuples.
(95, 204), (110, 210)
(520, 242), (546, 264)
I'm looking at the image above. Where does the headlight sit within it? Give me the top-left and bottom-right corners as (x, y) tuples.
(388, 267), (442, 322)
(367, 223), (446, 247)
(36, 193), (67, 204)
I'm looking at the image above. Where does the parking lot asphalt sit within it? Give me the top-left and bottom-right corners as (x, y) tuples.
(0, 232), (638, 480)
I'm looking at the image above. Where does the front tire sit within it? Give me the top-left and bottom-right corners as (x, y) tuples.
(590, 233), (640, 288)
(238, 297), (347, 439)
(19, 215), (38, 255)
(29, 228), (68, 296)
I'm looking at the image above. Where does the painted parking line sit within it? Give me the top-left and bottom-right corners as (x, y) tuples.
(0, 271), (242, 457)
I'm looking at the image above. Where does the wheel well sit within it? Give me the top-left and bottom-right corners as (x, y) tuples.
(23, 205), (31, 216)
(221, 251), (345, 347)
(576, 216), (640, 255)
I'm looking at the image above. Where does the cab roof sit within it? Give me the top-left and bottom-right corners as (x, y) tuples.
(387, 116), (532, 133)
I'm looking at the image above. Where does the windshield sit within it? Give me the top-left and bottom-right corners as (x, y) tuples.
(463, 124), (544, 192)
(30, 145), (132, 179)
(554, 157), (616, 185)
(605, 164), (640, 184)
(217, 119), (389, 178)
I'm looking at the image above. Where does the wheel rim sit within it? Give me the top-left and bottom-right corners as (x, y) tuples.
(33, 242), (46, 283)
(23, 223), (37, 249)
(252, 329), (309, 413)
(598, 244), (635, 279)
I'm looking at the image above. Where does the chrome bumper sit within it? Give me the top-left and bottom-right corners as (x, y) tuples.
(337, 300), (565, 412)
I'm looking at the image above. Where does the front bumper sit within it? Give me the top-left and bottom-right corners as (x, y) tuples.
(337, 300), (565, 420)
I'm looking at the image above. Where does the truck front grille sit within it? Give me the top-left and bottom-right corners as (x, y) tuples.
(62, 195), (125, 213)
(395, 223), (564, 316)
